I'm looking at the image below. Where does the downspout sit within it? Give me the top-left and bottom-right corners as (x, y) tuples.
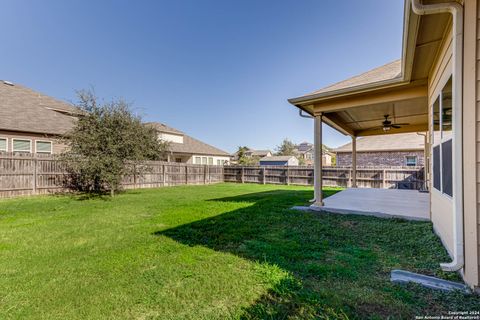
(299, 109), (314, 119)
(411, 0), (464, 272)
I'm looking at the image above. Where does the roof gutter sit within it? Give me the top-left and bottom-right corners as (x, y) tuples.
(288, 77), (408, 106)
(411, 0), (464, 272)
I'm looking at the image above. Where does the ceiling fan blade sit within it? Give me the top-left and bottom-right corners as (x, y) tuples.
(391, 125), (402, 129)
(392, 123), (410, 126)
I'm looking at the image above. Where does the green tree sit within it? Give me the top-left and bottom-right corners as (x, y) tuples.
(236, 146), (249, 163)
(275, 138), (297, 156)
(62, 90), (169, 196)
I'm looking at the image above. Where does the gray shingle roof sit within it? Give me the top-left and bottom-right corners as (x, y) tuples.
(291, 60), (402, 101)
(250, 150), (271, 156)
(0, 80), (77, 135)
(334, 132), (426, 152)
(147, 122), (229, 156)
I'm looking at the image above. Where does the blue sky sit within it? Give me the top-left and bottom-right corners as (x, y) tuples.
(1, 0), (404, 153)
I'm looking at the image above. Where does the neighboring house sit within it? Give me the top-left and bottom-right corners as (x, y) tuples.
(287, 0), (480, 289)
(230, 148), (272, 164)
(146, 122), (230, 165)
(259, 156), (299, 166)
(0, 80), (78, 154)
(247, 149), (272, 158)
(294, 142), (333, 166)
(334, 133), (425, 167)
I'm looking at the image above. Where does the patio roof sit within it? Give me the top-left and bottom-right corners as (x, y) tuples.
(288, 0), (451, 137)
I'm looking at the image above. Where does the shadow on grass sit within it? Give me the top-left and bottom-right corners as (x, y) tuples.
(155, 189), (477, 319)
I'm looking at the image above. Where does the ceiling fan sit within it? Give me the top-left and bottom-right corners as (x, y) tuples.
(370, 115), (409, 132)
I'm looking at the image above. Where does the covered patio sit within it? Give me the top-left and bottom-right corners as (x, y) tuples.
(289, 59), (432, 220)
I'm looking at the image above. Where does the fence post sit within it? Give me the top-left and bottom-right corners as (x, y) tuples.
(241, 167), (244, 183)
(348, 168), (352, 188)
(204, 165), (207, 184)
(33, 156), (37, 195)
(262, 167), (266, 184)
(133, 164), (137, 189)
(286, 167), (290, 185)
(185, 165), (188, 185)
(162, 164), (166, 186)
(382, 169), (386, 189)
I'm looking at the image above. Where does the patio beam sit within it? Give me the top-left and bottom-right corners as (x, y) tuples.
(312, 114), (324, 207)
(310, 85), (427, 114)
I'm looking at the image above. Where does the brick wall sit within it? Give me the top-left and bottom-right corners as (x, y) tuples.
(336, 150), (424, 167)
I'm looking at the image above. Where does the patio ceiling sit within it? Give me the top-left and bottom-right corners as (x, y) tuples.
(314, 83), (429, 137)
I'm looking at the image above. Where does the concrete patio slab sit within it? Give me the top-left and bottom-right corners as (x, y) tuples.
(293, 188), (430, 221)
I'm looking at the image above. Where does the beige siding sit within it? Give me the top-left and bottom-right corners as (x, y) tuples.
(428, 25), (455, 255)
(0, 130), (67, 154)
(469, 0), (480, 289)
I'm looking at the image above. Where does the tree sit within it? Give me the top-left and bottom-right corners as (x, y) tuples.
(276, 138), (297, 156)
(236, 146), (249, 162)
(62, 90), (169, 196)
(235, 146), (259, 165)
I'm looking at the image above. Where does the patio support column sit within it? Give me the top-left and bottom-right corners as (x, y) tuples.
(312, 113), (324, 207)
(352, 136), (357, 188)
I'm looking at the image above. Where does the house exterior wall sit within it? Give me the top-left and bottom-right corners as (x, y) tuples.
(427, 5), (480, 289)
(0, 130), (67, 154)
(465, 0), (479, 289)
(336, 150), (424, 167)
(260, 161), (288, 166)
(189, 155), (230, 165)
(427, 17), (455, 260)
(300, 150), (332, 166)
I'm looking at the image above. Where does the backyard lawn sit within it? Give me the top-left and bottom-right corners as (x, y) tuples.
(0, 183), (478, 319)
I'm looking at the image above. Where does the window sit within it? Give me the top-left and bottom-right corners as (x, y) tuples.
(431, 77), (453, 197)
(405, 156), (417, 167)
(36, 141), (52, 154)
(12, 139), (31, 153)
(202, 157), (207, 165)
(208, 157), (213, 165)
(175, 158), (182, 163)
(433, 146), (441, 191)
(0, 138), (6, 152)
(195, 157), (201, 164)
(217, 159), (221, 166)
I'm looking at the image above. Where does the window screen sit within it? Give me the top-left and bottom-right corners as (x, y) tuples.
(441, 78), (452, 135)
(202, 157), (207, 165)
(442, 139), (453, 197)
(208, 157), (213, 165)
(36, 141), (52, 154)
(195, 157), (201, 164)
(0, 138), (6, 151)
(433, 145), (440, 191)
(13, 139), (31, 152)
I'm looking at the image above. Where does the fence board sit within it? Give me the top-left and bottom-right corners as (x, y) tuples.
(0, 154), (225, 198)
(223, 165), (424, 190)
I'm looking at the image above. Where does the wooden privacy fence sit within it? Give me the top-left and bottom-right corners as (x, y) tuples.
(0, 153), (224, 198)
(223, 166), (425, 190)
(0, 153), (425, 198)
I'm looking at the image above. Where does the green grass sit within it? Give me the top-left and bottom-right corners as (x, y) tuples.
(0, 183), (478, 319)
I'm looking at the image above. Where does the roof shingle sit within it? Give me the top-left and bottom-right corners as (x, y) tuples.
(0, 80), (77, 135)
(147, 122), (229, 157)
